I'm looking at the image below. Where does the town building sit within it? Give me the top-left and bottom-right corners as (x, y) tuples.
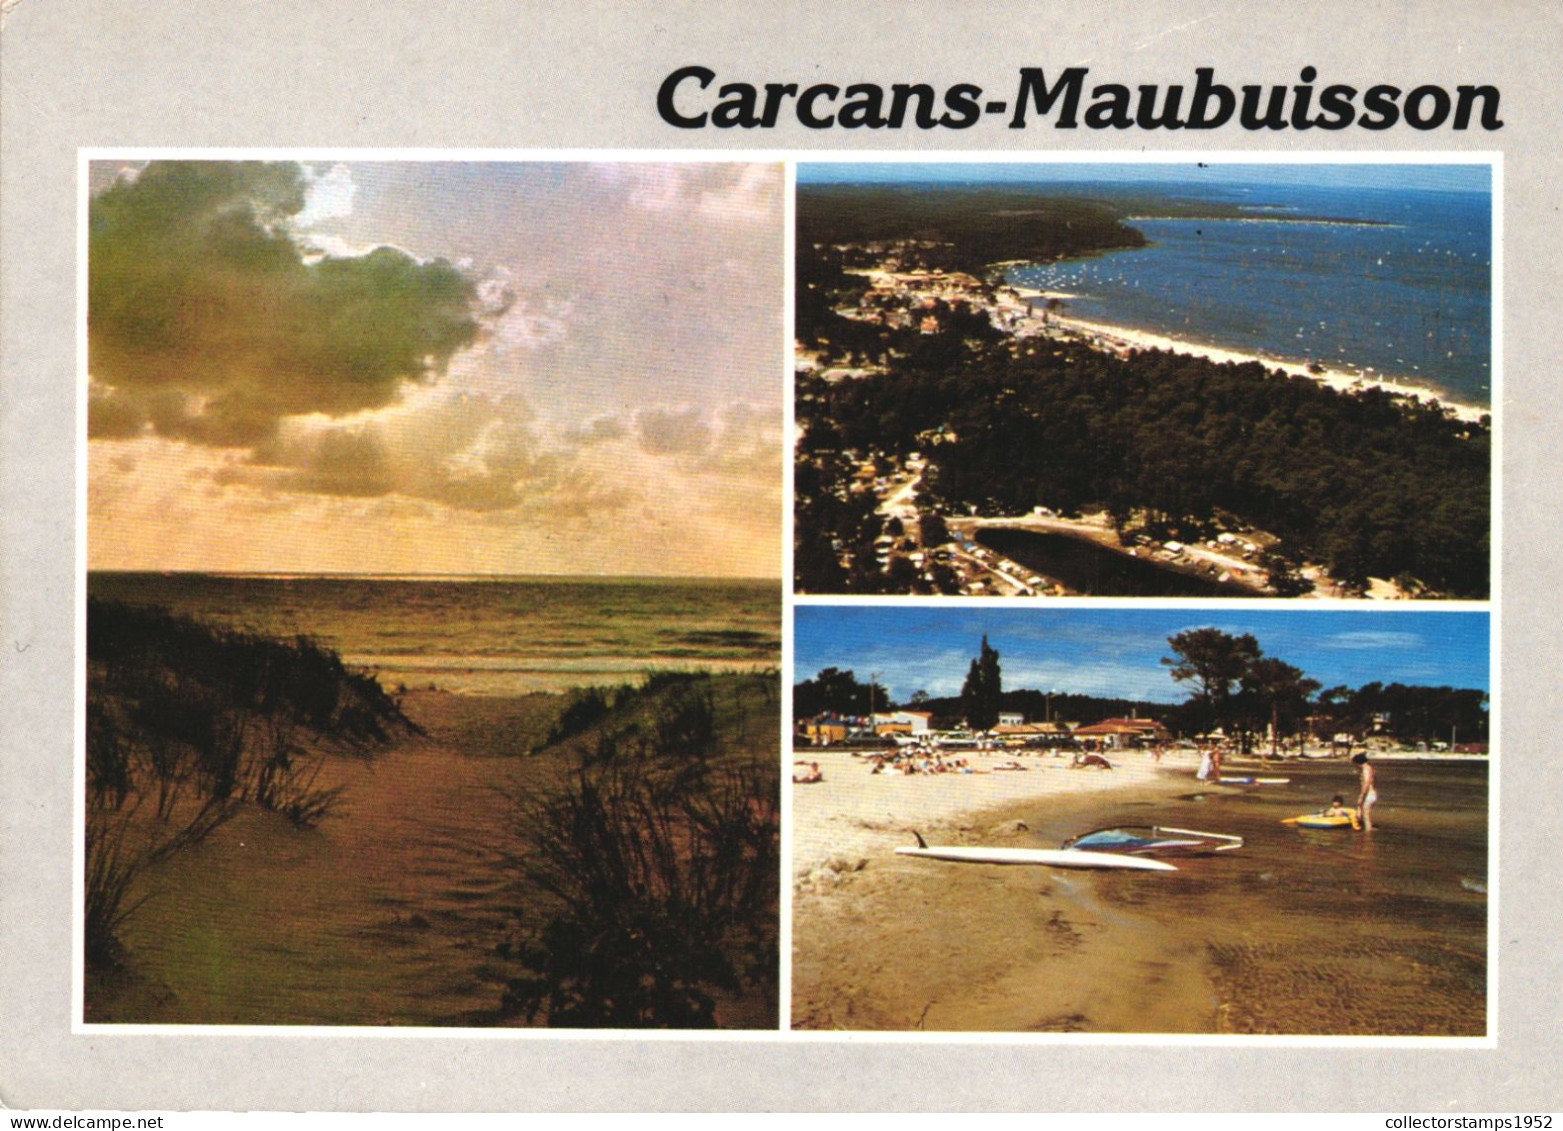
(1072, 717), (1169, 749)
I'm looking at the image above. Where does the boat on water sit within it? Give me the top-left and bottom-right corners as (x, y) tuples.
(1060, 825), (1245, 857)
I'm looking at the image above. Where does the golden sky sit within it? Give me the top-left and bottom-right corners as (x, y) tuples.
(87, 160), (783, 577)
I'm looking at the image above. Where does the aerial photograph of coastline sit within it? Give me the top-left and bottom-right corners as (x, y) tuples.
(84, 159), (784, 1027)
(794, 162), (1492, 599)
(790, 605), (1490, 1035)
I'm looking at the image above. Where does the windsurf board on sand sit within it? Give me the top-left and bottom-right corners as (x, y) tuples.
(895, 843), (1178, 872)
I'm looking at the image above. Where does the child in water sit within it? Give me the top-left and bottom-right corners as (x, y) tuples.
(1312, 793), (1362, 830)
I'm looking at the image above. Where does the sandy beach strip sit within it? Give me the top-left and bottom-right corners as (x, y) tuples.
(1007, 285), (1078, 301)
(789, 745), (1229, 1032)
(1043, 313), (1489, 424)
(791, 745), (1200, 879)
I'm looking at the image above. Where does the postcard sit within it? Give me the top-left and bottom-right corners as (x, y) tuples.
(1, 0), (1555, 1115)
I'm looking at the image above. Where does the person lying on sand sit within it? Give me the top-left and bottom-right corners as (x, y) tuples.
(792, 760), (823, 784)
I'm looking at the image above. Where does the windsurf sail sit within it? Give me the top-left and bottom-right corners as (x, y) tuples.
(1061, 825), (1243, 856)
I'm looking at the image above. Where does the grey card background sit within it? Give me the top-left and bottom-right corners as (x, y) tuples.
(2, 0), (1558, 1112)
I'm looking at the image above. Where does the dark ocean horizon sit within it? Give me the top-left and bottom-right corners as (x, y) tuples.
(88, 571), (782, 696)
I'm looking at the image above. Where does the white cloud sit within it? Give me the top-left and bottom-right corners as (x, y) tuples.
(295, 163), (358, 227)
(1325, 631), (1425, 651)
(698, 162), (782, 224)
(593, 163), (780, 225)
(490, 293), (575, 353)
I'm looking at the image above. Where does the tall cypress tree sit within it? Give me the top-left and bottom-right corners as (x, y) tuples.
(960, 635), (1003, 730)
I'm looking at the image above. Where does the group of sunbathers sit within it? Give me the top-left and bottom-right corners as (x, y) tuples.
(866, 752), (976, 776)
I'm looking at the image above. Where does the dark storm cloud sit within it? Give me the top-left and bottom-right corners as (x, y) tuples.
(635, 406), (713, 456)
(88, 161), (480, 447)
(561, 416), (628, 447)
(274, 428), (396, 498)
(210, 392), (583, 515)
(85, 384), (149, 439)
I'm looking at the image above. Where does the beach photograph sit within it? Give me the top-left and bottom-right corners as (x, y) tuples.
(82, 159), (784, 1027)
(791, 604), (1490, 1035)
(794, 162), (1492, 600)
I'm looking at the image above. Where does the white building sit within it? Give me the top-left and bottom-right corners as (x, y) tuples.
(875, 710), (932, 735)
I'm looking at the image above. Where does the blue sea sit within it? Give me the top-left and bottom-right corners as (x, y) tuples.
(1007, 182), (1492, 407)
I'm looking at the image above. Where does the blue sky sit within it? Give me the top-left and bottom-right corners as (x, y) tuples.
(793, 605), (1490, 705)
(796, 162), (1490, 195)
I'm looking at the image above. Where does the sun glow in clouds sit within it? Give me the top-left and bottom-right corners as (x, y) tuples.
(87, 160), (784, 577)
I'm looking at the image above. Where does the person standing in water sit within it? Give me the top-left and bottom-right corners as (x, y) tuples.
(1353, 752), (1377, 831)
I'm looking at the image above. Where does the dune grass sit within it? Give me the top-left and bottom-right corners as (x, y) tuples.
(84, 598), (411, 972)
(500, 669), (780, 1028)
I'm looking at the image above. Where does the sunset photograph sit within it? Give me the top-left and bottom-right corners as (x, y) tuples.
(83, 159), (784, 1027)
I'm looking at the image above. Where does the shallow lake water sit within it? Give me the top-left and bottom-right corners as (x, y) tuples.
(791, 757), (1487, 1036)
(1018, 758), (1488, 1035)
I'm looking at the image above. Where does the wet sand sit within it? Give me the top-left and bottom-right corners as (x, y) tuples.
(790, 750), (1488, 1035)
